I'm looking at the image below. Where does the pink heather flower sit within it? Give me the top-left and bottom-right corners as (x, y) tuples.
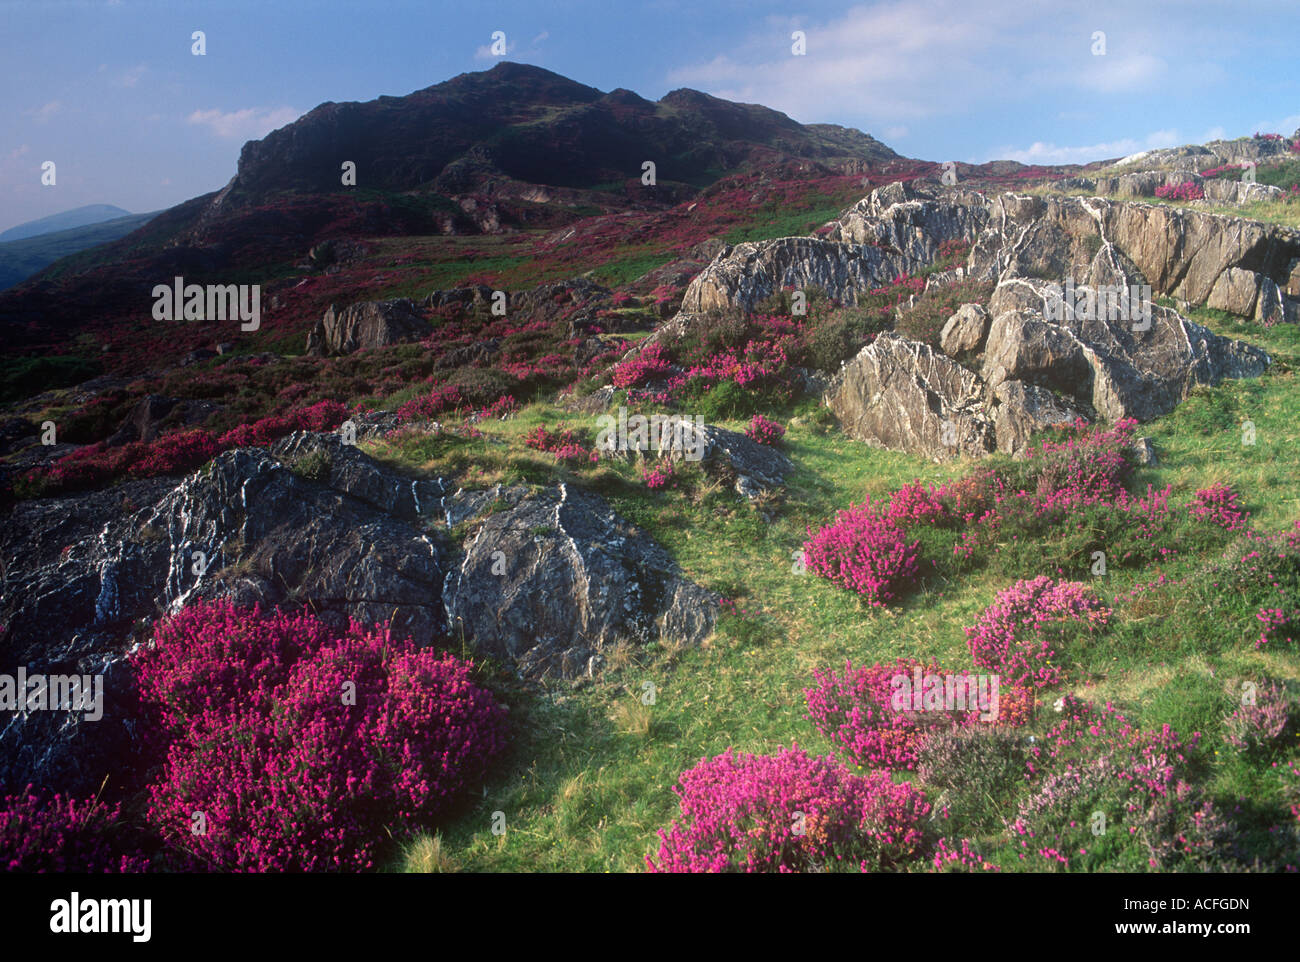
(1188, 483), (1250, 532)
(965, 577), (1111, 689)
(647, 745), (931, 873)
(803, 498), (921, 607)
(745, 414), (785, 446)
(132, 600), (508, 872)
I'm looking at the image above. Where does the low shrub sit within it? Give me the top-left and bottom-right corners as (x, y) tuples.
(965, 577), (1112, 689)
(803, 498), (922, 606)
(134, 600), (508, 872)
(0, 788), (148, 872)
(646, 745), (931, 872)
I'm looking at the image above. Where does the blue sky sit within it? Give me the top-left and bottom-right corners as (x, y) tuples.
(2, 0), (1297, 234)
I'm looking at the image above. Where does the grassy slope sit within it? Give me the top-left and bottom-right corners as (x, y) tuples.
(362, 307), (1300, 873)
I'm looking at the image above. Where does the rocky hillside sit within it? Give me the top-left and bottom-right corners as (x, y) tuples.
(2, 74), (1300, 874)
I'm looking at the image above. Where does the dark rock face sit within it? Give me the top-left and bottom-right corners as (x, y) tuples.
(306, 298), (430, 355)
(0, 478), (175, 799)
(444, 483), (718, 680)
(689, 424), (793, 499)
(2, 432), (720, 791)
(106, 394), (221, 447)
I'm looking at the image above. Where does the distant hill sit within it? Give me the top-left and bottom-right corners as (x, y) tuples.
(222, 62), (898, 202)
(0, 204), (133, 243)
(0, 211), (160, 290)
(0, 62), (910, 360)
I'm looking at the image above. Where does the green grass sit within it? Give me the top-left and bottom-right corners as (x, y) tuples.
(720, 196), (847, 245)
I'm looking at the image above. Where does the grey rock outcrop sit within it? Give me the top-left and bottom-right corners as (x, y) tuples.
(2, 431), (720, 791)
(825, 333), (995, 461)
(939, 303), (990, 356)
(306, 298), (430, 355)
(980, 276), (1270, 423)
(444, 483), (718, 680)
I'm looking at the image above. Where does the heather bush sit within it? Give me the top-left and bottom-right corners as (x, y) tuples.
(1006, 696), (1251, 870)
(804, 657), (990, 771)
(395, 383), (463, 423)
(129, 428), (222, 477)
(803, 498), (922, 606)
(641, 458), (676, 490)
(0, 788), (149, 873)
(931, 836), (1000, 872)
(745, 413), (785, 446)
(134, 600), (507, 872)
(1188, 482), (1250, 532)
(647, 746), (932, 872)
(965, 577), (1112, 689)
(612, 342), (673, 389)
(1223, 679), (1299, 757)
(916, 728), (1031, 836)
(886, 480), (947, 526)
(1154, 181), (1205, 201)
(523, 424), (598, 464)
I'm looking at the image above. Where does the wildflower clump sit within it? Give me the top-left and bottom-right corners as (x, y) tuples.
(0, 788), (149, 873)
(133, 600), (507, 871)
(802, 498), (922, 606)
(745, 414), (785, 446)
(1154, 181), (1205, 201)
(646, 746), (931, 872)
(965, 577), (1112, 689)
(1223, 679), (1298, 757)
(1188, 483), (1250, 532)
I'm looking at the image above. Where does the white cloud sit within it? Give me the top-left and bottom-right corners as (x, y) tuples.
(115, 64), (147, 88)
(186, 106), (299, 139)
(1254, 113), (1300, 136)
(884, 125), (909, 140)
(665, 2), (1013, 123)
(990, 129), (1181, 166)
(26, 101), (61, 123)
(664, 0), (1247, 132)
(1073, 53), (1167, 94)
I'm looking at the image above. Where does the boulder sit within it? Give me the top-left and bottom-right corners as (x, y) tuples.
(981, 307), (1091, 396)
(1206, 267), (1261, 316)
(824, 333), (995, 461)
(980, 277), (1271, 422)
(306, 298), (430, 355)
(1257, 277), (1286, 325)
(443, 484), (719, 680)
(991, 380), (1085, 456)
(939, 303), (991, 356)
(679, 236), (919, 314)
